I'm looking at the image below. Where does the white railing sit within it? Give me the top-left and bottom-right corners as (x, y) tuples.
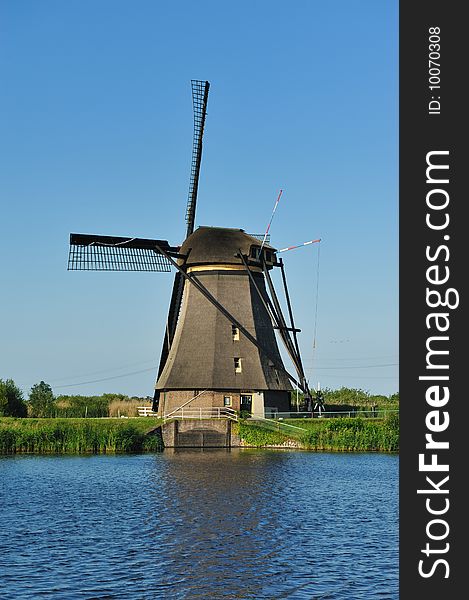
(267, 409), (399, 419)
(137, 406), (158, 417)
(163, 407), (238, 423)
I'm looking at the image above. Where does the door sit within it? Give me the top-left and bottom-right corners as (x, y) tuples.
(240, 394), (252, 415)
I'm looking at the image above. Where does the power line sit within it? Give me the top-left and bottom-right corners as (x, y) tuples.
(305, 363), (398, 370)
(53, 367), (156, 389)
(46, 359), (157, 384)
(315, 374), (398, 380)
(304, 355), (398, 362)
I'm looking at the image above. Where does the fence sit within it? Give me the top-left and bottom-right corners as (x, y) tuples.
(137, 405), (398, 421)
(163, 407), (238, 423)
(137, 406), (158, 417)
(268, 409), (399, 420)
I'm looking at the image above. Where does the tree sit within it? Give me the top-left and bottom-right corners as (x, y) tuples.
(0, 379), (27, 417)
(28, 381), (56, 417)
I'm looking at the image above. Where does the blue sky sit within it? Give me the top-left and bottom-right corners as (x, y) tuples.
(0, 0), (398, 398)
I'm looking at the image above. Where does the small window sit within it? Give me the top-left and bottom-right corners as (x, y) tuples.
(265, 250), (272, 262)
(223, 396), (232, 407)
(232, 325), (240, 341)
(250, 246), (260, 259)
(234, 357), (242, 373)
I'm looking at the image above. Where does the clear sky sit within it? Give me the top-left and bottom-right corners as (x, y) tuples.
(0, 0), (398, 399)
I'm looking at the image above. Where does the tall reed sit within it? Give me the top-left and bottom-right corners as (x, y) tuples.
(237, 415), (399, 452)
(0, 418), (163, 454)
(299, 415), (399, 451)
(108, 399), (142, 418)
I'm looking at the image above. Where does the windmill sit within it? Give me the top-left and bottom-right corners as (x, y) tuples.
(68, 80), (313, 421)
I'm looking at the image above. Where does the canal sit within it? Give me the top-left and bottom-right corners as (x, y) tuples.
(0, 450), (398, 599)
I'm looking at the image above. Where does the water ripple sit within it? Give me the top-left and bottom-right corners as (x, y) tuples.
(0, 451), (398, 599)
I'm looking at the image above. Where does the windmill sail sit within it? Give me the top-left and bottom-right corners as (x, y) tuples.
(157, 82), (210, 367)
(154, 81), (210, 408)
(185, 80), (210, 238)
(68, 233), (176, 272)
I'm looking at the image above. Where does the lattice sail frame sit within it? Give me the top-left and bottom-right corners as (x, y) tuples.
(68, 234), (173, 272)
(185, 80), (210, 237)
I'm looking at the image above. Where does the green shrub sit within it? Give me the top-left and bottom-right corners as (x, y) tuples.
(0, 380), (27, 417)
(28, 381), (56, 418)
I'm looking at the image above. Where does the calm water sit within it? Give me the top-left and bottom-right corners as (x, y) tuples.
(0, 451), (398, 599)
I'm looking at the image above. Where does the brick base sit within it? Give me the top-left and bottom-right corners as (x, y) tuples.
(158, 389), (290, 417)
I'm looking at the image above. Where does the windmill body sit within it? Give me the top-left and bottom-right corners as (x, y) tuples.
(68, 80), (312, 441)
(156, 226), (292, 417)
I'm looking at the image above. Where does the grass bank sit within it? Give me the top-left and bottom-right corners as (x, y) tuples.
(237, 414), (399, 452)
(0, 417), (163, 454)
(1, 414), (399, 454)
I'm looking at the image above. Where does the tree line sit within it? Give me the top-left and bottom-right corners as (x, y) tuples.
(0, 379), (152, 418)
(1, 378), (399, 419)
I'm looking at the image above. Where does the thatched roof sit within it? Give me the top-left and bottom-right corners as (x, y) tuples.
(179, 226), (276, 268)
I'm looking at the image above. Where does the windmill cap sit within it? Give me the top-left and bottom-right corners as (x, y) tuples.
(179, 226), (276, 267)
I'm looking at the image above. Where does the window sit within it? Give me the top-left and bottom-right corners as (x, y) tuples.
(232, 325), (239, 341)
(240, 394), (252, 413)
(265, 250), (272, 262)
(234, 357), (242, 373)
(223, 396), (232, 406)
(250, 246), (259, 259)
